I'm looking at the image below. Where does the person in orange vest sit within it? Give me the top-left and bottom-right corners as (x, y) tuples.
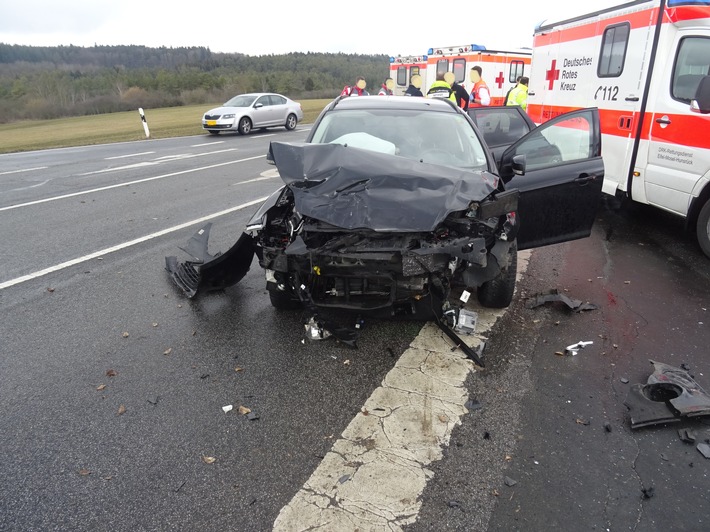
(469, 66), (490, 107)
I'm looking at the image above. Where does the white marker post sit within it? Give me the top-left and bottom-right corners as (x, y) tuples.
(138, 107), (150, 138)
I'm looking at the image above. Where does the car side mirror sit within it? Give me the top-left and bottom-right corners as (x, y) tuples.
(511, 154), (526, 176)
(255, 103), (264, 109)
(691, 75), (710, 114)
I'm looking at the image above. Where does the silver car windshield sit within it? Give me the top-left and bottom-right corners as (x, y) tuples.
(223, 95), (258, 107)
(310, 109), (488, 170)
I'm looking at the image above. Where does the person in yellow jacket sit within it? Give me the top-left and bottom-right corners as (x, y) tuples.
(426, 73), (457, 103)
(505, 76), (529, 110)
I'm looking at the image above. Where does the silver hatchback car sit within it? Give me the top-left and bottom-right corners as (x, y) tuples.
(202, 93), (304, 135)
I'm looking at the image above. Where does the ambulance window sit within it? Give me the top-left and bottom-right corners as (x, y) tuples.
(436, 59), (449, 78)
(396, 66), (407, 87)
(453, 59), (466, 83)
(598, 23), (629, 78)
(671, 37), (710, 103)
(509, 61), (525, 83)
(410, 66), (420, 81)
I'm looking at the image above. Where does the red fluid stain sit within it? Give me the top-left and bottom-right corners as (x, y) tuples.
(607, 291), (617, 305)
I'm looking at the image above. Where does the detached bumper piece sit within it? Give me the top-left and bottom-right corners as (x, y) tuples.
(165, 223), (255, 298)
(624, 360), (710, 429)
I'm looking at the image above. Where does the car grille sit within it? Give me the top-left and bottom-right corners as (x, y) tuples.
(204, 114), (221, 120)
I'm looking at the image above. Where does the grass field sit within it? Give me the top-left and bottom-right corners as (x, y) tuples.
(0, 99), (332, 154)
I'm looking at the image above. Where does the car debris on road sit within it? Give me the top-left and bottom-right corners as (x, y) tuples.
(624, 360), (710, 429)
(525, 288), (598, 312)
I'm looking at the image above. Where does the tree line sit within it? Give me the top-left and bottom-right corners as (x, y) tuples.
(0, 44), (389, 122)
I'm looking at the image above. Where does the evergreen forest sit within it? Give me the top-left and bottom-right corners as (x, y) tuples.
(0, 44), (389, 123)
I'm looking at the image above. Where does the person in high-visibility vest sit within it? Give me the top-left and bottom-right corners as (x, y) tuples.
(469, 66), (490, 107)
(426, 73), (456, 103)
(505, 76), (529, 110)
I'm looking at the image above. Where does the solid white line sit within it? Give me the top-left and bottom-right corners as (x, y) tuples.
(105, 152), (155, 160)
(0, 196), (268, 291)
(0, 166), (48, 176)
(0, 154), (265, 213)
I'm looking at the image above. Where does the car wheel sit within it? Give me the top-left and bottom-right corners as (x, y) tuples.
(238, 117), (252, 135)
(269, 288), (301, 310)
(285, 113), (298, 131)
(696, 198), (710, 258)
(208, 130), (220, 136)
(477, 242), (518, 308)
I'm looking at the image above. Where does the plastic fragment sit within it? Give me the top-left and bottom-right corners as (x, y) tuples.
(222, 405), (233, 413)
(504, 476), (518, 487)
(565, 341), (593, 356)
(698, 443), (710, 459)
(678, 428), (696, 443)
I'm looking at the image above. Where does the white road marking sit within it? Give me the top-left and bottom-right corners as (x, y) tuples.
(105, 152), (155, 160)
(191, 141), (224, 147)
(274, 250), (532, 531)
(7, 179), (52, 193)
(80, 148), (239, 175)
(0, 166), (48, 176)
(0, 196), (268, 291)
(0, 154), (265, 213)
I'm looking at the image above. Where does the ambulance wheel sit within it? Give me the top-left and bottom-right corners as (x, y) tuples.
(285, 113), (298, 130)
(696, 199), (710, 259)
(238, 117), (252, 135)
(477, 242), (518, 308)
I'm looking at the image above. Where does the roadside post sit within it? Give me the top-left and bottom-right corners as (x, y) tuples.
(138, 108), (150, 138)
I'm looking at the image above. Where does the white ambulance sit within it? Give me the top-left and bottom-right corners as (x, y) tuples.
(388, 54), (429, 96)
(528, 0), (710, 256)
(424, 45), (531, 104)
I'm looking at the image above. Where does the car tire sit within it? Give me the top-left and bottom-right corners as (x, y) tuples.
(477, 242), (518, 308)
(238, 117), (252, 135)
(696, 198), (710, 258)
(285, 113), (298, 131)
(208, 130), (220, 135)
(269, 289), (301, 310)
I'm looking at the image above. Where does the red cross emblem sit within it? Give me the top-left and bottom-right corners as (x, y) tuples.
(546, 60), (560, 90)
(495, 71), (505, 89)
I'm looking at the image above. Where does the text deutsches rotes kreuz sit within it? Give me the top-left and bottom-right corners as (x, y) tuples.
(559, 56), (594, 91)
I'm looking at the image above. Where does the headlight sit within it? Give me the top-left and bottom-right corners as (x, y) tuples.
(223, 114), (235, 119)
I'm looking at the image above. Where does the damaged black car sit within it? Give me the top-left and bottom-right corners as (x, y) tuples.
(166, 96), (603, 330)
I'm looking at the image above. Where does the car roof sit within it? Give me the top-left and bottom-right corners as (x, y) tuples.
(331, 95), (459, 113)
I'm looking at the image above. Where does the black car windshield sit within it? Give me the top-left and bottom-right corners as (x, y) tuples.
(223, 94), (258, 107)
(310, 108), (488, 170)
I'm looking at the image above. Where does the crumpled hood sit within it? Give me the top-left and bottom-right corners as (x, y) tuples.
(268, 141), (498, 232)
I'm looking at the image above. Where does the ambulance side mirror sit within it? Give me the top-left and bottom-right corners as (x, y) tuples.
(691, 75), (710, 114)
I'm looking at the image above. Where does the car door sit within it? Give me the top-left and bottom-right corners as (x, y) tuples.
(499, 108), (604, 250)
(252, 95), (273, 127)
(268, 95), (289, 126)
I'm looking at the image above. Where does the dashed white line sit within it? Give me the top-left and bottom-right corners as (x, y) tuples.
(0, 166), (48, 176)
(105, 152), (155, 160)
(0, 154), (265, 213)
(0, 196), (268, 291)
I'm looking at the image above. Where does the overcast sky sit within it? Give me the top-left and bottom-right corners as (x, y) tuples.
(0, 1), (621, 56)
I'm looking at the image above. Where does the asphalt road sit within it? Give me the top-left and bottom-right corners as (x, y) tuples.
(1, 129), (709, 532)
